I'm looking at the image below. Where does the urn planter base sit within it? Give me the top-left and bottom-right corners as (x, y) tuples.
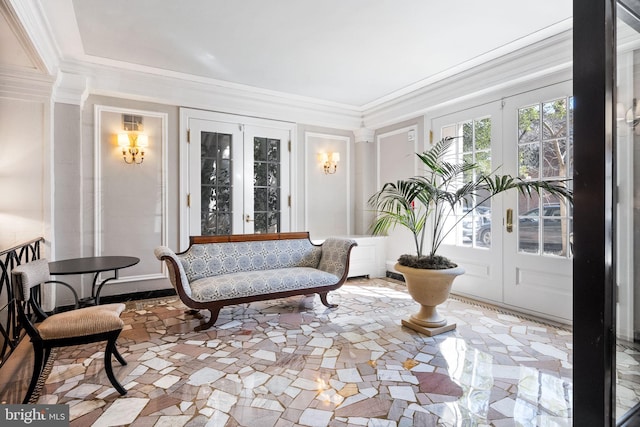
(395, 263), (465, 337)
(401, 318), (456, 337)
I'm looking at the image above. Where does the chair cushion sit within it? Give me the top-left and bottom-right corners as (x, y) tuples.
(37, 303), (125, 340)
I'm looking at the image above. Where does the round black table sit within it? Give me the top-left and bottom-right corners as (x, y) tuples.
(49, 256), (140, 305)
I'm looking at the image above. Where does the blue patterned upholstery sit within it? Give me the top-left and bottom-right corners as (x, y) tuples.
(190, 267), (339, 302)
(180, 239), (322, 282)
(154, 237), (355, 303)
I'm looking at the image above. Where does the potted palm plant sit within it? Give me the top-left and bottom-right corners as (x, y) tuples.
(369, 136), (572, 336)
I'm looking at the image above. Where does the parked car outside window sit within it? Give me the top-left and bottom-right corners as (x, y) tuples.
(462, 206), (491, 243)
(475, 204), (566, 252)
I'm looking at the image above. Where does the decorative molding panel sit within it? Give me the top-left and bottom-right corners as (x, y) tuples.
(304, 132), (351, 237)
(94, 105), (169, 283)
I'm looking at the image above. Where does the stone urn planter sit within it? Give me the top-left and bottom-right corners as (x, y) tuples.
(395, 263), (465, 337)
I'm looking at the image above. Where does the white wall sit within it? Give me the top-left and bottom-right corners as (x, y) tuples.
(374, 119), (424, 268)
(53, 103), (81, 260)
(48, 95), (180, 304)
(304, 132), (351, 239)
(0, 98), (50, 250)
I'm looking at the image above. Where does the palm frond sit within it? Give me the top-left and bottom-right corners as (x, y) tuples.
(368, 136), (574, 259)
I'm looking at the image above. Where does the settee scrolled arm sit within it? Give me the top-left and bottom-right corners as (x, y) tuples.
(317, 237), (358, 280)
(154, 246), (193, 299)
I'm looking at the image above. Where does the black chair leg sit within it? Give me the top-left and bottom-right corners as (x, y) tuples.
(23, 343), (44, 404)
(112, 344), (127, 366)
(104, 334), (127, 396)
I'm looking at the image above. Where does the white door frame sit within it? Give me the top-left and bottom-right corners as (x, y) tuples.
(501, 81), (573, 323)
(179, 108), (296, 250)
(431, 101), (504, 304)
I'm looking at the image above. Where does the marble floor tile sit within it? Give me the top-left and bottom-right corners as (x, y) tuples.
(8, 278), (577, 426)
(92, 397), (149, 427)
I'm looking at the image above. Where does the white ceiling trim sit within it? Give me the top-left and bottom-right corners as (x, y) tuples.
(66, 52), (361, 112)
(39, 25), (573, 132)
(364, 30), (573, 129)
(6, 1), (575, 131)
(0, 64), (53, 101)
(54, 71), (87, 106)
(360, 19), (573, 112)
(5, 0), (58, 75)
(51, 29), (573, 132)
(58, 59), (363, 130)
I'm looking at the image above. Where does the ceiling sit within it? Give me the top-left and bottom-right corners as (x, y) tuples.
(8, 0), (572, 108)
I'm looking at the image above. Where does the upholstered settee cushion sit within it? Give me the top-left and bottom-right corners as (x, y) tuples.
(37, 303), (125, 340)
(189, 267), (340, 302)
(179, 240), (322, 282)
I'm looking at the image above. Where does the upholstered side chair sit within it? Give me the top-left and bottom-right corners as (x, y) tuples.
(12, 259), (128, 403)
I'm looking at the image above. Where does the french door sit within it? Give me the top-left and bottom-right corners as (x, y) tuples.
(434, 81), (574, 322)
(183, 111), (292, 243)
(433, 102), (505, 304)
(501, 83), (573, 322)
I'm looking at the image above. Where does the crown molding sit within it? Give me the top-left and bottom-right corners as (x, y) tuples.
(0, 64), (53, 101)
(354, 127), (375, 143)
(363, 29), (573, 129)
(53, 70), (87, 106)
(58, 58), (363, 131)
(7, 5), (573, 133)
(4, 0), (59, 75)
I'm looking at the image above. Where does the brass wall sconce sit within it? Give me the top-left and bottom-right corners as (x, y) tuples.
(117, 132), (148, 165)
(618, 98), (640, 130)
(319, 152), (340, 174)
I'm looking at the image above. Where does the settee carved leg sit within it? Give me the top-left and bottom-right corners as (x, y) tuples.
(319, 292), (337, 309)
(195, 308), (221, 331)
(185, 309), (200, 316)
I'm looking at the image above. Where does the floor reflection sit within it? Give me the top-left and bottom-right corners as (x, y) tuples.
(431, 337), (572, 426)
(2, 278), (573, 426)
(616, 341), (640, 420)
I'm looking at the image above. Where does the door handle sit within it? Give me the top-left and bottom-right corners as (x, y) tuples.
(506, 208), (513, 233)
(245, 214), (254, 223)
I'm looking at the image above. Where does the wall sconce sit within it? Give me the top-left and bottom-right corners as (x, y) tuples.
(618, 98), (640, 129)
(117, 132), (148, 164)
(319, 152), (340, 174)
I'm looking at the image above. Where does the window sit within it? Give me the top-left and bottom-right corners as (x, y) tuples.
(441, 117), (493, 248)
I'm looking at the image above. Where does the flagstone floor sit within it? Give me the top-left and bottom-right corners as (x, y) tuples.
(20, 278), (574, 426)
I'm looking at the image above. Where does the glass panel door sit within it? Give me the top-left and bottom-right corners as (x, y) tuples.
(515, 99), (573, 257)
(200, 131), (234, 235)
(189, 119), (290, 236)
(502, 83), (573, 322)
(189, 121), (243, 235)
(441, 117), (493, 248)
(616, 2), (640, 422)
(243, 126), (290, 234)
(433, 101), (504, 304)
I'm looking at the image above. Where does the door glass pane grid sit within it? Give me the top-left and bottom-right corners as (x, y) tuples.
(517, 98), (572, 257)
(200, 132), (232, 235)
(442, 117), (492, 248)
(253, 137), (281, 233)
